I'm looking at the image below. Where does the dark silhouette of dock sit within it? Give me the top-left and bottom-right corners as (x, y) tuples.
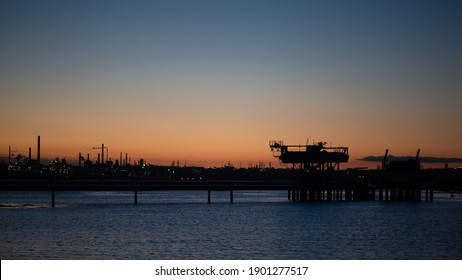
(1, 136), (461, 207)
(269, 140), (461, 203)
(1, 166), (460, 207)
(0, 179), (292, 206)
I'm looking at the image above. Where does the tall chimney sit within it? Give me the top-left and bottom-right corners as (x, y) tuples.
(37, 135), (40, 165)
(79, 152), (82, 167)
(29, 147), (32, 161)
(8, 145), (11, 165)
(125, 153), (128, 166)
(98, 153), (100, 164)
(102, 143), (104, 165)
(120, 152), (122, 167)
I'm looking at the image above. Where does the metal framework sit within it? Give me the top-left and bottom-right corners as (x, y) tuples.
(269, 140), (349, 170)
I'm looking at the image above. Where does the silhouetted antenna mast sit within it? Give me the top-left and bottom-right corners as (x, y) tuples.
(37, 135), (40, 165)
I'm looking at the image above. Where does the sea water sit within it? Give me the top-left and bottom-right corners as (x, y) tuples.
(1, 190), (461, 259)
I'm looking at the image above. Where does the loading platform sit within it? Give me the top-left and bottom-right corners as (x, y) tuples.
(270, 140), (349, 170)
(269, 140), (436, 202)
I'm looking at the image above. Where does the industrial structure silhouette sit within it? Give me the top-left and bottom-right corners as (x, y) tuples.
(1, 135), (461, 207)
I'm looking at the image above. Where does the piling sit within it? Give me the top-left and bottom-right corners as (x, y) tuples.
(345, 189), (351, 201)
(230, 190), (234, 203)
(208, 190), (211, 203)
(327, 188), (332, 201)
(134, 190), (138, 205)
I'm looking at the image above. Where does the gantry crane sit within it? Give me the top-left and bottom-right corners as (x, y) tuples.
(269, 140), (349, 171)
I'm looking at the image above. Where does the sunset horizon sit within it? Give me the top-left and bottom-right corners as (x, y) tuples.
(2, 0), (462, 266)
(1, 133), (461, 169)
(1, 0), (461, 167)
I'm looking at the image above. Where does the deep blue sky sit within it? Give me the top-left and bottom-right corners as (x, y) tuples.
(1, 0), (461, 166)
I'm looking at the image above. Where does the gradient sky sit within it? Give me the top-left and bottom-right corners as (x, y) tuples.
(1, 0), (461, 168)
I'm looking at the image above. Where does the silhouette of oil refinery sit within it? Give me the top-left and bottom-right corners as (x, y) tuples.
(1, 136), (289, 181)
(1, 135), (461, 206)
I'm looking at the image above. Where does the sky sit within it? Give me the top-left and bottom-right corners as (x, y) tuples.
(1, 0), (461, 168)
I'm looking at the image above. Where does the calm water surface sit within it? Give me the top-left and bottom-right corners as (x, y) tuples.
(1, 191), (461, 259)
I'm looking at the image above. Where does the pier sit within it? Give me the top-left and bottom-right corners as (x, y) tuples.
(269, 140), (447, 203)
(284, 169), (437, 203)
(1, 136), (460, 207)
(1, 169), (457, 207)
(0, 179), (292, 207)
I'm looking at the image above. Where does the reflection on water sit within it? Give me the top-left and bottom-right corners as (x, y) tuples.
(0, 191), (461, 259)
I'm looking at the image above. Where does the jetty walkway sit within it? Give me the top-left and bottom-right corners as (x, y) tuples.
(0, 179), (292, 206)
(1, 168), (460, 207)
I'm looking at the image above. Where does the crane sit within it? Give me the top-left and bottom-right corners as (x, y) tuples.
(382, 149), (389, 170)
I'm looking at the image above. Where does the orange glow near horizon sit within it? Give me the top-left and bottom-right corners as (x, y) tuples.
(1, 1), (461, 168)
(1, 131), (460, 169)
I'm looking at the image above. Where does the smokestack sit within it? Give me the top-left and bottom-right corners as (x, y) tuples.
(29, 147), (32, 161)
(37, 135), (40, 165)
(79, 152), (82, 167)
(97, 153), (100, 164)
(101, 144), (104, 165)
(125, 153), (128, 166)
(120, 152), (122, 167)
(8, 145), (11, 165)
